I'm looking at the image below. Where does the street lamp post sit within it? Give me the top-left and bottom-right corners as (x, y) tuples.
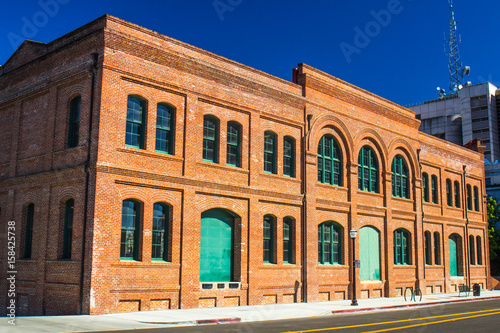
(350, 227), (358, 306)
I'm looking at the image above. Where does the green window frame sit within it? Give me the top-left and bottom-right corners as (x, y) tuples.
(358, 146), (378, 192)
(125, 96), (146, 148)
(392, 155), (409, 198)
(155, 103), (174, 154)
(68, 96), (81, 148)
(203, 115), (219, 163)
(474, 186), (479, 211)
(263, 215), (275, 263)
(264, 131), (277, 174)
(283, 217), (293, 263)
(446, 179), (452, 206)
(476, 236), (482, 265)
(434, 232), (441, 265)
(424, 231), (431, 265)
(24, 203), (34, 259)
(422, 173), (429, 202)
(318, 222), (342, 265)
(62, 199), (74, 260)
(318, 135), (342, 186)
(431, 175), (439, 204)
(152, 203), (169, 261)
(121, 200), (141, 260)
(469, 235), (475, 265)
(283, 136), (295, 177)
(394, 228), (411, 265)
(226, 122), (241, 167)
(467, 184), (472, 210)
(454, 181), (461, 208)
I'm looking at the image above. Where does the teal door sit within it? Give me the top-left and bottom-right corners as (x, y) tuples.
(359, 226), (380, 280)
(200, 209), (234, 282)
(449, 235), (458, 276)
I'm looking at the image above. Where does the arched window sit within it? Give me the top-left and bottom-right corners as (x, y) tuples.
(263, 215), (275, 263)
(392, 155), (409, 198)
(121, 200), (141, 260)
(203, 115), (219, 163)
(200, 209), (236, 282)
(23, 203), (35, 259)
(126, 96), (146, 148)
(474, 186), (480, 212)
(469, 235), (476, 265)
(283, 217), (294, 263)
(155, 103), (174, 154)
(394, 228), (411, 265)
(449, 233), (463, 276)
(434, 232), (441, 265)
(61, 199), (74, 260)
(422, 173), (429, 202)
(358, 146), (378, 193)
(467, 184), (472, 210)
(318, 222), (342, 264)
(227, 122), (241, 167)
(264, 132), (277, 174)
(67, 96), (81, 148)
(431, 175), (439, 204)
(283, 136), (295, 177)
(152, 203), (169, 261)
(424, 231), (431, 265)
(446, 179), (452, 207)
(454, 181), (461, 208)
(359, 226), (380, 280)
(317, 135), (342, 186)
(476, 236), (482, 265)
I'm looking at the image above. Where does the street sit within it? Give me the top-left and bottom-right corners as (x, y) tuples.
(90, 298), (500, 333)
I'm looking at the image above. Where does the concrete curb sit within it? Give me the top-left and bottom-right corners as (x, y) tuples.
(139, 317), (241, 326)
(331, 295), (500, 314)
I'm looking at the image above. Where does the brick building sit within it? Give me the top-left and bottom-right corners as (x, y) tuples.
(0, 15), (490, 315)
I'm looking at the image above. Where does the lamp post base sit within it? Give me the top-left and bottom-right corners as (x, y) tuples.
(351, 299), (358, 306)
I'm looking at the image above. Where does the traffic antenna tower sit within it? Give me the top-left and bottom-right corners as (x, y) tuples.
(444, 0), (470, 95)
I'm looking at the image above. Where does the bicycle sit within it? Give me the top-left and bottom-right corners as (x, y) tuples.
(404, 286), (422, 302)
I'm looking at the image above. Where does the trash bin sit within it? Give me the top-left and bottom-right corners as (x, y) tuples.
(473, 283), (481, 296)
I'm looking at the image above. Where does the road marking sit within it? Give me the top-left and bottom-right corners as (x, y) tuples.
(283, 308), (500, 333)
(363, 310), (500, 333)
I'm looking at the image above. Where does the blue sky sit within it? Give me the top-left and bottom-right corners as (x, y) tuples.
(1, 0), (499, 105)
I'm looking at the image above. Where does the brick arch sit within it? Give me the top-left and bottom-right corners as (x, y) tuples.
(116, 187), (150, 204)
(388, 138), (419, 179)
(196, 196), (247, 219)
(144, 192), (179, 207)
(309, 114), (353, 160)
(353, 129), (388, 172)
(122, 82), (156, 103)
(17, 192), (38, 206)
(56, 187), (80, 203)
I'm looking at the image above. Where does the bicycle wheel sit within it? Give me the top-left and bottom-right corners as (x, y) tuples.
(404, 287), (413, 302)
(414, 287), (422, 302)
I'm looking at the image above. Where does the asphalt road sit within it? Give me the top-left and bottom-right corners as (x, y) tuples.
(90, 298), (500, 333)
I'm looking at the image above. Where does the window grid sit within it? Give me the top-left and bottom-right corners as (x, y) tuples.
(318, 222), (342, 264)
(446, 179), (452, 206)
(434, 232), (441, 265)
(476, 236), (482, 265)
(263, 215), (274, 263)
(431, 175), (438, 204)
(283, 137), (295, 177)
(392, 155), (409, 198)
(454, 181), (461, 208)
(121, 200), (140, 260)
(318, 135), (342, 186)
(152, 203), (169, 261)
(474, 186), (480, 211)
(24, 204), (34, 259)
(469, 235), (476, 265)
(283, 218), (293, 263)
(203, 116), (219, 163)
(467, 184), (472, 210)
(226, 122), (241, 167)
(62, 199), (74, 260)
(422, 173), (429, 202)
(424, 231), (431, 265)
(358, 146), (378, 192)
(126, 96), (145, 148)
(155, 104), (174, 154)
(68, 96), (81, 148)
(394, 229), (410, 265)
(264, 132), (277, 174)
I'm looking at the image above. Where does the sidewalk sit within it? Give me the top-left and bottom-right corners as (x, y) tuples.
(3, 290), (500, 333)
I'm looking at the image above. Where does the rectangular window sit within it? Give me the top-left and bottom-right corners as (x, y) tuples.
(474, 186), (479, 211)
(24, 204), (34, 259)
(446, 179), (452, 207)
(283, 137), (295, 177)
(126, 96), (145, 148)
(155, 104), (173, 154)
(431, 175), (438, 204)
(424, 232), (431, 265)
(226, 123), (241, 167)
(264, 132), (276, 174)
(283, 219), (293, 263)
(152, 203), (169, 261)
(467, 184), (472, 210)
(62, 199), (74, 259)
(121, 200), (140, 260)
(203, 116), (218, 163)
(434, 232), (441, 265)
(263, 216), (274, 263)
(454, 181), (461, 208)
